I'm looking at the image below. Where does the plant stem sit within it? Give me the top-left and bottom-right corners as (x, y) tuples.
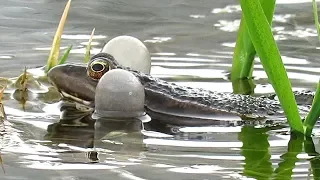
(239, 0), (304, 133)
(231, 0), (276, 80)
(304, 0), (320, 136)
(304, 80), (320, 136)
(313, 0), (320, 41)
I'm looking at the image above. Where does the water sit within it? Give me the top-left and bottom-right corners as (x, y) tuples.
(0, 0), (320, 179)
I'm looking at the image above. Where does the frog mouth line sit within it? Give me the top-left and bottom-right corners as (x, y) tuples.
(60, 90), (94, 107)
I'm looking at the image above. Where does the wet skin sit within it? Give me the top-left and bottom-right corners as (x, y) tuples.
(48, 53), (314, 126)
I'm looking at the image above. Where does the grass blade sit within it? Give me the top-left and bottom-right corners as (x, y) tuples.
(313, 0), (320, 42)
(304, 80), (320, 136)
(46, 0), (72, 71)
(304, 0), (320, 136)
(84, 28), (95, 63)
(239, 0), (304, 133)
(231, 0), (276, 81)
(231, 20), (255, 80)
(58, 45), (72, 65)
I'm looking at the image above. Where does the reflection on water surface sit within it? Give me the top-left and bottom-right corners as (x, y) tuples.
(1, 0), (320, 179)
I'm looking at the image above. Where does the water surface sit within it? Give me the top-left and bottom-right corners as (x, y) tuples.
(1, 0), (320, 179)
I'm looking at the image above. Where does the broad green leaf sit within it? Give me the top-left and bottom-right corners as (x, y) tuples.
(231, 0), (276, 81)
(239, 0), (304, 133)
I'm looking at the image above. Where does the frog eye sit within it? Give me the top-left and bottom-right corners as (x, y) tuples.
(87, 60), (111, 80)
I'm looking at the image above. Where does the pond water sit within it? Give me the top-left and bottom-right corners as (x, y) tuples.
(1, 0), (320, 179)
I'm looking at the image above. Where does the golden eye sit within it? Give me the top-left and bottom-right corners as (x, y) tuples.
(87, 60), (111, 80)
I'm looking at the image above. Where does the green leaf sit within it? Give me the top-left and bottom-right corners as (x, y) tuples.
(58, 45), (72, 65)
(231, 0), (276, 81)
(313, 0), (320, 42)
(304, 0), (320, 136)
(304, 80), (320, 136)
(232, 78), (255, 95)
(231, 19), (255, 80)
(239, 0), (304, 133)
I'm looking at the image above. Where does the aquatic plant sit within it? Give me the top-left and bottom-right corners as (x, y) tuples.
(304, 136), (320, 178)
(44, 0), (320, 135)
(0, 80), (7, 127)
(0, 83), (6, 173)
(46, 0), (72, 71)
(46, 0), (96, 69)
(58, 45), (72, 65)
(84, 28), (95, 63)
(231, 0), (275, 80)
(237, 0), (304, 133)
(303, 0), (320, 136)
(235, 0), (320, 135)
(235, 0), (320, 136)
(313, 0), (320, 41)
(14, 67), (29, 110)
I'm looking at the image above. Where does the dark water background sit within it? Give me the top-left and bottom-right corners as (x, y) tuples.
(1, 0), (320, 179)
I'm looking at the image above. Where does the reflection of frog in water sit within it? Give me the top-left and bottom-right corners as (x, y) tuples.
(44, 101), (184, 163)
(45, 102), (95, 148)
(44, 102), (171, 156)
(45, 101), (232, 150)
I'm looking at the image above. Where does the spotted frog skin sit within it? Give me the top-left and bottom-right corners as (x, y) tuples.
(48, 53), (314, 126)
